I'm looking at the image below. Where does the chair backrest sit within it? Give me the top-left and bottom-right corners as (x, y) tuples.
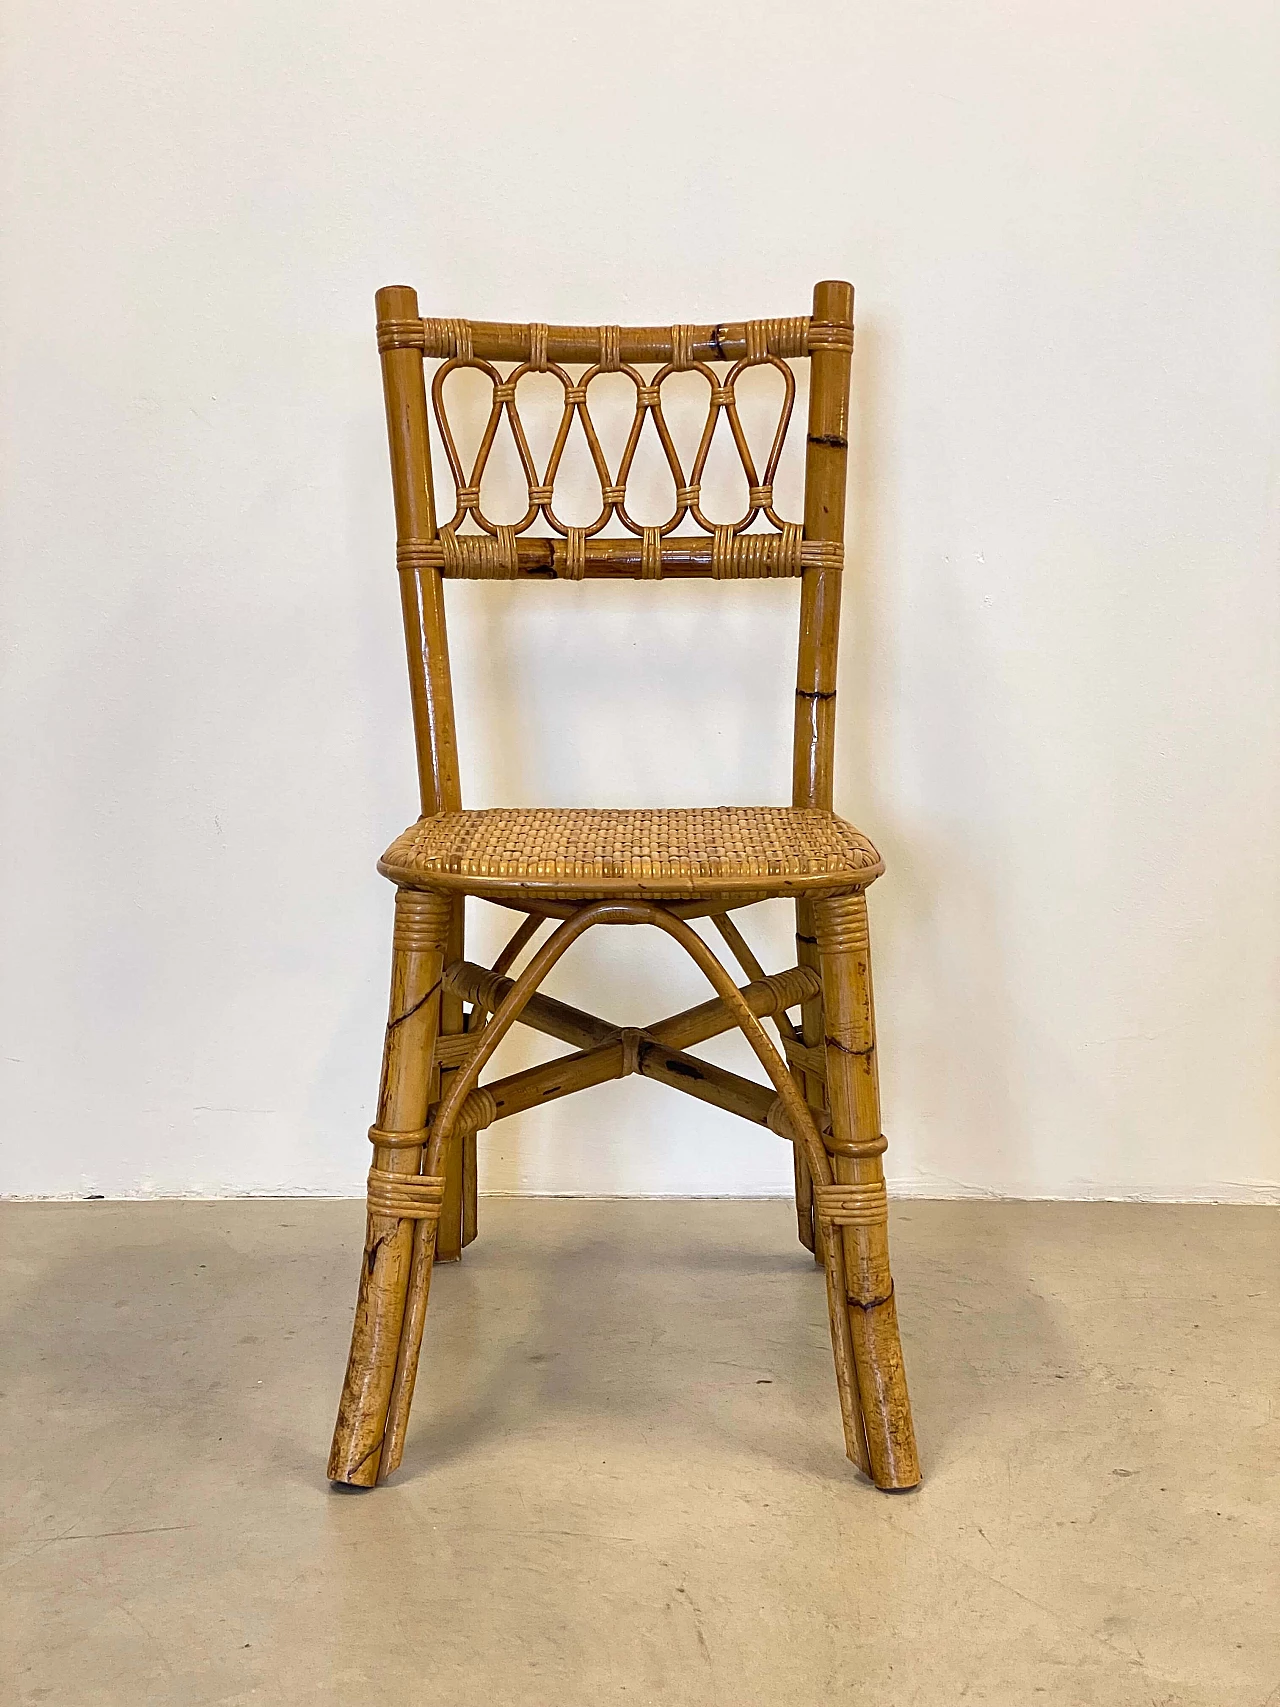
(375, 279), (854, 821)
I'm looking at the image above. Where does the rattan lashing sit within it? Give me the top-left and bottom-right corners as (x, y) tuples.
(327, 282), (920, 1497)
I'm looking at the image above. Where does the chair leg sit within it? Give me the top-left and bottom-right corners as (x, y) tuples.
(813, 890), (920, 1490)
(435, 896), (469, 1261)
(793, 898), (826, 1264)
(327, 887), (452, 1487)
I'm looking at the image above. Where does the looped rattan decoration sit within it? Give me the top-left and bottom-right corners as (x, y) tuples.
(416, 316), (825, 581)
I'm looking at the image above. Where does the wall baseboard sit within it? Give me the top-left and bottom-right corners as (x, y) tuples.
(3, 1186), (1278, 1207)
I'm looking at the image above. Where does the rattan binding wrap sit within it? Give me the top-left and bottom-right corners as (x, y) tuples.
(396, 534), (837, 581)
(812, 1179), (889, 1229)
(365, 1168), (447, 1221)
(378, 315), (829, 362)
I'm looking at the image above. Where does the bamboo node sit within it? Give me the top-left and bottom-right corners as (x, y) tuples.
(813, 1179), (888, 1229)
(366, 1167), (447, 1221)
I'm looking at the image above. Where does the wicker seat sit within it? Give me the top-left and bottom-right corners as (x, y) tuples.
(379, 806), (884, 901)
(328, 282), (920, 1497)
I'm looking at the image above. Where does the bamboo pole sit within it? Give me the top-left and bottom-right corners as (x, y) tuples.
(447, 958), (818, 1056)
(377, 314), (845, 367)
(793, 279), (852, 815)
(376, 285), (461, 818)
(790, 279), (853, 1261)
(813, 891), (919, 1490)
(424, 1022), (830, 1142)
(710, 912), (767, 988)
(489, 912), (545, 979)
(435, 896), (468, 1261)
(792, 898), (825, 1260)
(327, 887), (451, 1485)
(445, 961), (617, 1049)
(395, 535), (840, 578)
(378, 284), (468, 1258)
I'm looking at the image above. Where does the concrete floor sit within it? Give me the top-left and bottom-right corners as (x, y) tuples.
(1, 1199), (1276, 1706)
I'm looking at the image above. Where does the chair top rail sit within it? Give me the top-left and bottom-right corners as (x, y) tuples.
(377, 314), (853, 367)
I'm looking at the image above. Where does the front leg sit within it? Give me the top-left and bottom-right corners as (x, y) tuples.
(327, 887), (451, 1486)
(813, 889), (920, 1490)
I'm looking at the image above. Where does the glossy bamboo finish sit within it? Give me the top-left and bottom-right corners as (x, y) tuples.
(377, 314), (846, 365)
(434, 894), (470, 1261)
(377, 285), (460, 820)
(328, 280), (919, 1493)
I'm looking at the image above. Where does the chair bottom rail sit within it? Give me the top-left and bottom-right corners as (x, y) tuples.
(442, 956), (828, 1139)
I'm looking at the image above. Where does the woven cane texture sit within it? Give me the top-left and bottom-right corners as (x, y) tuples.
(379, 806), (883, 900)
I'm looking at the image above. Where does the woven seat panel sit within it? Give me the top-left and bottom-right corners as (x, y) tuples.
(379, 807), (883, 900)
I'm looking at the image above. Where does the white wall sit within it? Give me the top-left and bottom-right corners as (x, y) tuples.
(3, 1), (1278, 1202)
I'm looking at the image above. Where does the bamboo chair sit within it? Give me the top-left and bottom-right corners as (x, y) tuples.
(328, 281), (920, 1491)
